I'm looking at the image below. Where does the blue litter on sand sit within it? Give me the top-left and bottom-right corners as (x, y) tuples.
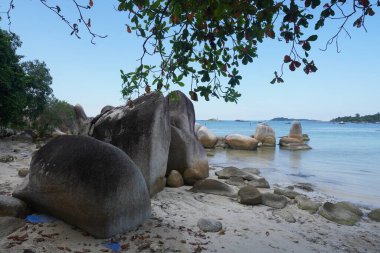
(103, 242), (121, 252)
(25, 214), (57, 223)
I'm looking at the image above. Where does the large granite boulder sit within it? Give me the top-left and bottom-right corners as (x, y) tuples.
(13, 135), (151, 238)
(100, 105), (114, 114)
(196, 125), (218, 148)
(166, 91), (209, 185)
(253, 123), (276, 147)
(74, 104), (87, 122)
(90, 92), (171, 196)
(225, 134), (259, 150)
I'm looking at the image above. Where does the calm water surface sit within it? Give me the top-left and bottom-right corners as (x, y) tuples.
(197, 120), (380, 208)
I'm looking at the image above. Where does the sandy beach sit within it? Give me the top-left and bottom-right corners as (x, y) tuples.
(1, 137), (380, 253)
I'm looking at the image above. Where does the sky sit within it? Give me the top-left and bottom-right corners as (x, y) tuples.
(1, 1), (379, 121)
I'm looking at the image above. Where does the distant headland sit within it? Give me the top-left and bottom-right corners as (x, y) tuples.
(331, 113), (380, 123)
(270, 117), (319, 122)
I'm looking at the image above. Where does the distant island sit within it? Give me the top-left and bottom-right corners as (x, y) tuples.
(206, 118), (219, 121)
(331, 113), (380, 123)
(270, 117), (318, 122)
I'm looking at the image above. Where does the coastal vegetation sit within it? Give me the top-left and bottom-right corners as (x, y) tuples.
(0, 29), (52, 128)
(2, 1), (378, 103)
(331, 113), (380, 123)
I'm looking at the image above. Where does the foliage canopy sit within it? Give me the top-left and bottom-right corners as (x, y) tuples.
(0, 28), (53, 127)
(2, 0), (378, 103)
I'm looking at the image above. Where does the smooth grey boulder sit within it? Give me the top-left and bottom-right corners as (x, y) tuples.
(262, 193), (288, 209)
(253, 123), (276, 147)
(90, 92), (171, 196)
(166, 91), (209, 185)
(368, 208), (380, 222)
(0, 195), (29, 218)
(215, 167), (250, 179)
(245, 175), (270, 188)
(100, 105), (114, 114)
(13, 135), (151, 238)
(190, 179), (236, 198)
(295, 195), (321, 213)
(0, 217), (25, 239)
(274, 188), (303, 199)
(318, 202), (361, 226)
(225, 176), (246, 187)
(197, 218), (222, 232)
(238, 186), (262, 205)
(166, 170), (184, 188)
(335, 202), (363, 217)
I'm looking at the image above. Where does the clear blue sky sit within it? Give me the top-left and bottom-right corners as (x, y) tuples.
(1, 1), (379, 121)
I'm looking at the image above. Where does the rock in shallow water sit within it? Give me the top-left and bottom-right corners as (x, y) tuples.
(262, 193), (288, 209)
(197, 218), (222, 232)
(190, 179), (236, 198)
(13, 135), (151, 238)
(225, 176), (246, 187)
(318, 202), (362, 226)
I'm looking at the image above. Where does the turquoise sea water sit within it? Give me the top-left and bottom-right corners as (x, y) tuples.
(197, 120), (380, 208)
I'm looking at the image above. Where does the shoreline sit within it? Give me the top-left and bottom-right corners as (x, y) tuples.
(1, 138), (380, 252)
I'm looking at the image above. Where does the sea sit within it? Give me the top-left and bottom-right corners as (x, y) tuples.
(197, 120), (380, 208)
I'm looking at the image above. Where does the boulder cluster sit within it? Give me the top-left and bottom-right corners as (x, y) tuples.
(194, 121), (311, 151)
(6, 91), (209, 238)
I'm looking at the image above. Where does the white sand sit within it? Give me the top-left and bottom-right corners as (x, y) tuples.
(1, 138), (380, 253)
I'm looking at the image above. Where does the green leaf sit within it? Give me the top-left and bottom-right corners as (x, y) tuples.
(307, 35), (318, 41)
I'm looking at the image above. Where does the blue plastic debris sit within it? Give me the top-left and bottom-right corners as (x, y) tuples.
(103, 242), (121, 252)
(25, 214), (57, 223)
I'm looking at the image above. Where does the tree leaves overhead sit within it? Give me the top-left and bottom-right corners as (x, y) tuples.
(116, 0), (377, 102)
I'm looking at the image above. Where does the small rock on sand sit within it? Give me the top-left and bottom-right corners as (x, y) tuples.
(18, 168), (30, 178)
(166, 170), (184, 188)
(368, 208), (380, 222)
(190, 179), (236, 198)
(0, 155), (16, 163)
(274, 188), (303, 199)
(295, 195), (321, 213)
(318, 202), (362, 225)
(197, 218), (222, 232)
(238, 186), (262, 205)
(225, 176), (246, 187)
(0, 195), (29, 218)
(262, 193), (288, 209)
